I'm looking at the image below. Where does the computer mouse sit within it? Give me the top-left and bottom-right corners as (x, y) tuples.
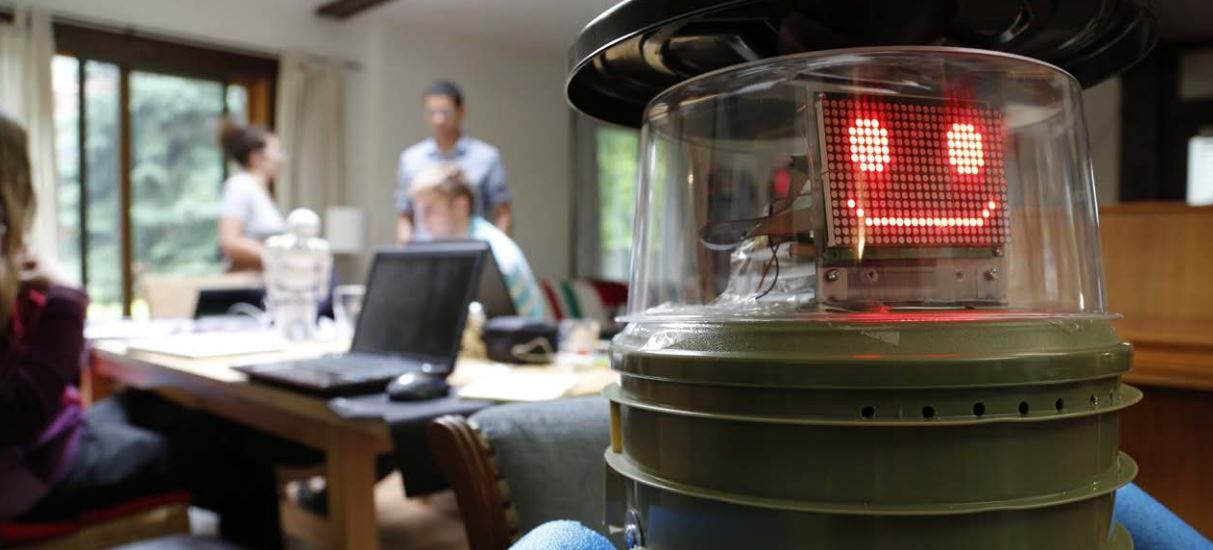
(386, 372), (450, 402)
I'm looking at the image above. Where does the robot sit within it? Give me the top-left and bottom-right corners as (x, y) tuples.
(262, 208), (332, 341)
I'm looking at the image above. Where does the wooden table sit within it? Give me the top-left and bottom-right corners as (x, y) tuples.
(88, 338), (615, 549)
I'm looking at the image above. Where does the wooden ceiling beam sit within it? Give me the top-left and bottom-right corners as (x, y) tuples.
(316, 0), (395, 20)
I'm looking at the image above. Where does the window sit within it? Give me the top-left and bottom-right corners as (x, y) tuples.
(595, 125), (640, 282)
(1188, 134), (1213, 205)
(49, 23), (276, 317)
(130, 72), (236, 294)
(51, 57), (123, 318)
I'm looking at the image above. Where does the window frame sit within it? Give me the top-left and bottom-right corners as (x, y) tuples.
(51, 21), (278, 315)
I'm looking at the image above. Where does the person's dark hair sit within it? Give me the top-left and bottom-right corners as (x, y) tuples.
(424, 80), (464, 107)
(218, 119), (270, 168)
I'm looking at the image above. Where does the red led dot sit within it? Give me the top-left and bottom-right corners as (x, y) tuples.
(849, 118), (889, 173)
(947, 123), (985, 176)
(856, 208), (865, 217)
(847, 199), (856, 208)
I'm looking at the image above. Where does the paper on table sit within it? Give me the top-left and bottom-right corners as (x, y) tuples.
(85, 319), (191, 341)
(456, 369), (580, 402)
(125, 331), (287, 359)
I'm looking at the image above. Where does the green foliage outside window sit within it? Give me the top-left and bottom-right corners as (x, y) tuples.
(596, 125), (639, 281)
(130, 71), (226, 284)
(52, 55), (248, 317)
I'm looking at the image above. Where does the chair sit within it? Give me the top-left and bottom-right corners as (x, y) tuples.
(140, 272), (262, 319)
(428, 396), (611, 550)
(0, 491), (192, 549)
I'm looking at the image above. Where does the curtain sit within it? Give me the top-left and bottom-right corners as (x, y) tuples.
(0, 6), (58, 261)
(274, 52), (345, 215)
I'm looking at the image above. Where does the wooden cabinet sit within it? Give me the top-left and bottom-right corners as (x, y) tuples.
(1102, 202), (1213, 537)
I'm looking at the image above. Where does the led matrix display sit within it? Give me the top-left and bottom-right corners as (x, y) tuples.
(818, 93), (1009, 248)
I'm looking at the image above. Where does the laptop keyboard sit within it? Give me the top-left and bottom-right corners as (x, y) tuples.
(241, 353), (441, 395)
(304, 354), (419, 377)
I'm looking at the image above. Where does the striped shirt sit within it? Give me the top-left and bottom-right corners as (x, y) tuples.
(467, 217), (545, 320)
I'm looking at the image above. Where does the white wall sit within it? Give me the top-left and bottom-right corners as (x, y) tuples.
(355, 19), (571, 280)
(1083, 77), (1122, 205)
(25, 0), (573, 281)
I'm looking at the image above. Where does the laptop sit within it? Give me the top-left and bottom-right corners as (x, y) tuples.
(236, 243), (488, 396)
(193, 287), (266, 319)
(475, 244), (517, 319)
(403, 240), (516, 319)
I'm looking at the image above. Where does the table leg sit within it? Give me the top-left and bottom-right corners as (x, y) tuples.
(326, 431), (381, 550)
(83, 349), (120, 406)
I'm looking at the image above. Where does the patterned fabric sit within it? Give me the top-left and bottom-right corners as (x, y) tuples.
(557, 281), (582, 320)
(539, 282), (564, 322)
(538, 279), (628, 325)
(570, 281), (605, 326)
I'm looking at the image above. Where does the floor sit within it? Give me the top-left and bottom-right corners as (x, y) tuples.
(193, 472), (469, 549)
(362, 473), (468, 550)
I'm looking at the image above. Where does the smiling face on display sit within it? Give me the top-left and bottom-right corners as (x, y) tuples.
(818, 94), (1009, 251)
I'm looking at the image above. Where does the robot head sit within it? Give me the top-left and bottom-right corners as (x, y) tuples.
(286, 208), (321, 239)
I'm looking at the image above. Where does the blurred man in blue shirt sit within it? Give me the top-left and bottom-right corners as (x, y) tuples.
(409, 164), (545, 320)
(396, 80), (512, 243)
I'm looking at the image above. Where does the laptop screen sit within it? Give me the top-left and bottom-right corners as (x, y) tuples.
(476, 244), (517, 319)
(194, 287), (266, 319)
(351, 244), (486, 363)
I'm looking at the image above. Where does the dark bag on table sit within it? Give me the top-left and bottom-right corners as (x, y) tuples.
(482, 316), (557, 364)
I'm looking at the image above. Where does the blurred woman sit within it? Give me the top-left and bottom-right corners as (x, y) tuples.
(217, 120), (285, 270)
(0, 110), (175, 522)
(0, 111), (312, 549)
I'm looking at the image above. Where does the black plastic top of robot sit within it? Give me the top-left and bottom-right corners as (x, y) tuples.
(567, 0), (1156, 127)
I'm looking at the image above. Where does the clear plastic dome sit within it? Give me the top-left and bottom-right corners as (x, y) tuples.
(627, 47), (1108, 322)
